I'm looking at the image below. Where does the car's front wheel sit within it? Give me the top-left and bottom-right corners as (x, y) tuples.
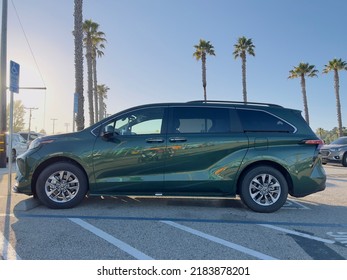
(239, 166), (288, 213)
(342, 153), (347, 167)
(36, 162), (88, 209)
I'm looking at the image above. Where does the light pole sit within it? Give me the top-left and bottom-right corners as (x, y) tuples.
(0, 0), (8, 168)
(64, 122), (70, 132)
(51, 118), (57, 134)
(24, 107), (38, 140)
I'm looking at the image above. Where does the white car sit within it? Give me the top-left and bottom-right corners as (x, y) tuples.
(6, 133), (28, 160)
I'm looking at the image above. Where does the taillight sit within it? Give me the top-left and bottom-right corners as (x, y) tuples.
(304, 139), (324, 145)
(304, 139), (324, 151)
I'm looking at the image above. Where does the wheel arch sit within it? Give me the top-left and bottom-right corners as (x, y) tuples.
(31, 156), (89, 196)
(236, 160), (293, 195)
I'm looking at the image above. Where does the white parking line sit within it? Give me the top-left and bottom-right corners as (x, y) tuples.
(69, 218), (153, 260)
(260, 224), (335, 244)
(0, 231), (21, 260)
(285, 199), (311, 210)
(161, 220), (277, 260)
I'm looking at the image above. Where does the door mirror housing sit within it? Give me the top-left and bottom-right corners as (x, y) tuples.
(102, 125), (115, 138)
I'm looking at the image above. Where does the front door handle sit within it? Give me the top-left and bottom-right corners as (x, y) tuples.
(146, 138), (165, 143)
(169, 137), (187, 143)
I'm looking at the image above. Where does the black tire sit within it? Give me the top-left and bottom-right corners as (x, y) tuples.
(342, 153), (347, 167)
(11, 149), (16, 161)
(239, 165), (288, 213)
(36, 162), (88, 209)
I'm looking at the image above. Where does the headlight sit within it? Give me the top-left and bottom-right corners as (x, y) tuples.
(330, 148), (341, 152)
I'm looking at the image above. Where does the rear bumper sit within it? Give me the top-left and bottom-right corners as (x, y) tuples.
(290, 162), (326, 197)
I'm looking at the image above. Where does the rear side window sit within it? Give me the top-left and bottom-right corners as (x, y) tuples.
(169, 107), (231, 134)
(237, 109), (295, 133)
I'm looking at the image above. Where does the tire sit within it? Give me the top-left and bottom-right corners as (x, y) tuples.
(342, 153), (347, 167)
(239, 166), (288, 213)
(36, 162), (88, 209)
(11, 149), (16, 161)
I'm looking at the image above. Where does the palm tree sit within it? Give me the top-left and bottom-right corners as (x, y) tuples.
(91, 30), (106, 122)
(323, 58), (347, 137)
(97, 84), (109, 120)
(83, 19), (99, 125)
(193, 39), (215, 101)
(73, 0), (84, 131)
(288, 63), (318, 125)
(233, 37), (255, 103)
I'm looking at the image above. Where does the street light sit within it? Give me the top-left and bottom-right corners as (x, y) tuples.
(51, 118), (57, 134)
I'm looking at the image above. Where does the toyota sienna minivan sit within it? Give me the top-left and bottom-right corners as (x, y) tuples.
(14, 101), (326, 213)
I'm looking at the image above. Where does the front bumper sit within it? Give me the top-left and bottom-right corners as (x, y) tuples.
(13, 151), (37, 196)
(320, 150), (344, 164)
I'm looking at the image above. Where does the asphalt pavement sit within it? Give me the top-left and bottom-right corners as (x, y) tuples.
(1, 163), (347, 261)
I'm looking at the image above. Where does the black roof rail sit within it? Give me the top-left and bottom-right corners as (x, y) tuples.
(187, 100), (283, 108)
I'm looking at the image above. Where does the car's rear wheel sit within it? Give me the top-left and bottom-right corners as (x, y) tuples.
(36, 162), (88, 209)
(240, 165), (288, 213)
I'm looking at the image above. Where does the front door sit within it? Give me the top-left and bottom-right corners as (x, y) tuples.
(91, 106), (167, 195)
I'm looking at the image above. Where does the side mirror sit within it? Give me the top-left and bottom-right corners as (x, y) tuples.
(102, 125), (115, 138)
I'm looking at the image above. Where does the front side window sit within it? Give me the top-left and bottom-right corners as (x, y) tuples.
(104, 107), (165, 135)
(169, 107), (231, 134)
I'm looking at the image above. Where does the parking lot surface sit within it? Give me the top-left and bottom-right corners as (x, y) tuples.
(1, 164), (347, 260)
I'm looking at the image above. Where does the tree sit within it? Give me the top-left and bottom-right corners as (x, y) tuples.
(73, 0), (85, 131)
(323, 58), (347, 137)
(97, 84), (109, 120)
(83, 19), (96, 125)
(233, 36), (255, 102)
(193, 39), (215, 101)
(7, 100), (25, 132)
(288, 63), (318, 125)
(316, 127), (347, 144)
(91, 27), (106, 122)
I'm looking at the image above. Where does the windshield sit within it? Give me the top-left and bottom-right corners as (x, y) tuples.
(331, 137), (347, 145)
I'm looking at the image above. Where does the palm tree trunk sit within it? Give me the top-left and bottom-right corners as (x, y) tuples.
(99, 94), (104, 120)
(300, 75), (310, 125)
(334, 69), (343, 136)
(93, 56), (99, 122)
(202, 53), (207, 101)
(74, 0), (84, 131)
(242, 53), (247, 103)
(86, 37), (94, 125)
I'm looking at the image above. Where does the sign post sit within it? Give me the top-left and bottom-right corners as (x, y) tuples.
(8, 60), (20, 189)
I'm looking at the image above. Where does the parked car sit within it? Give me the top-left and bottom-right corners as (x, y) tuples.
(319, 136), (347, 167)
(14, 101), (326, 213)
(6, 133), (28, 160)
(18, 131), (44, 147)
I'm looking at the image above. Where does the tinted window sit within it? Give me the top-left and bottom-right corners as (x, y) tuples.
(238, 109), (295, 133)
(170, 107), (231, 133)
(105, 107), (165, 135)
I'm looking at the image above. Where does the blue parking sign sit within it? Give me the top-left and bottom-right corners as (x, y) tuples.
(10, 60), (20, 93)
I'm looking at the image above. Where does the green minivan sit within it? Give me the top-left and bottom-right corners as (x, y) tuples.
(14, 101), (326, 212)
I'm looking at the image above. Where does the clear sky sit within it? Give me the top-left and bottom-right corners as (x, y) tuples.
(4, 0), (347, 134)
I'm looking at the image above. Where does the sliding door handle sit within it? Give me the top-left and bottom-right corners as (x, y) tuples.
(146, 138), (165, 143)
(169, 137), (187, 143)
